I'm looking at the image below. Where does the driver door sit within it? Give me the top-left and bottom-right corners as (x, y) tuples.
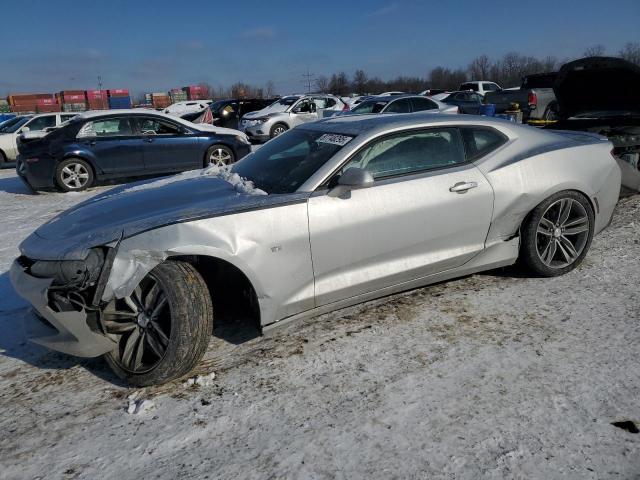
(290, 99), (317, 127)
(135, 116), (201, 173)
(307, 127), (494, 306)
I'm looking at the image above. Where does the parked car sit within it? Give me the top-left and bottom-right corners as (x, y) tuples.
(16, 109), (251, 192)
(484, 72), (557, 121)
(419, 89), (448, 96)
(545, 56), (640, 192)
(163, 100), (212, 116)
(459, 81), (502, 97)
(240, 94), (347, 141)
(10, 112), (620, 386)
(0, 113), (75, 164)
(439, 91), (485, 114)
(206, 98), (277, 130)
(347, 94), (458, 115)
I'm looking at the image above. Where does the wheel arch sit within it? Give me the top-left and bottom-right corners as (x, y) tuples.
(61, 153), (101, 177)
(169, 254), (262, 332)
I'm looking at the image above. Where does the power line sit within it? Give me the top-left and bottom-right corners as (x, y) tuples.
(301, 68), (315, 93)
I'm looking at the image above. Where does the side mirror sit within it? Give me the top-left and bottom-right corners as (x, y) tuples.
(21, 126), (30, 132)
(328, 167), (374, 197)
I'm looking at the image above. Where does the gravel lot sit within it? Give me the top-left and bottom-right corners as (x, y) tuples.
(0, 166), (638, 480)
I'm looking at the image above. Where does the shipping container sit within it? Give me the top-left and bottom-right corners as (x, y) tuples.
(37, 104), (62, 113)
(61, 93), (86, 102)
(86, 90), (108, 100)
(9, 93), (56, 106)
(62, 103), (87, 112)
(108, 89), (130, 97)
(108, 96), (132, 109)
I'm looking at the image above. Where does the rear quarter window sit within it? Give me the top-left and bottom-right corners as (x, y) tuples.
(460, 127), (507, 161)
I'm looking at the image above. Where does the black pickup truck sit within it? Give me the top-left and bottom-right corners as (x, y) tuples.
(484, 73), (557, 121)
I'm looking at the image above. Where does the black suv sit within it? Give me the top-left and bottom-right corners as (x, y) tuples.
(203, 98), (278, 129)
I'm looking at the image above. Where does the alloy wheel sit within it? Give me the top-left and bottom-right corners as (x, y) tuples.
(535, 198), (590, 268)
(102, 274), (171, 374)
(209, 148), (232, 167)
(272, 126), (286, 136)
(61, 162), (90, 189)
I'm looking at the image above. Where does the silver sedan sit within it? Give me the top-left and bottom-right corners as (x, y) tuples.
(11, 113), (621, 385)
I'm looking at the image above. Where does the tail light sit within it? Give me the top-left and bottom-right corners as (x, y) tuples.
(528, 91), (538, 107)
(457, 106), (462, 114)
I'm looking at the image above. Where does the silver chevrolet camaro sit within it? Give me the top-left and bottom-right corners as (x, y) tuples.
(11, 113), (621, 385)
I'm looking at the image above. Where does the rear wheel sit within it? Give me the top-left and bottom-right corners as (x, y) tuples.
(55, 158), (94, 192)
(520, 191), (594, 277)
(205, 144), (235, 167)
(270, 123), (288, 139)
(103, 260), (214, 387)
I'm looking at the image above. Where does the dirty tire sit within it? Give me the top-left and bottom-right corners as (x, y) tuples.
(104, 260), (213, 387)
(55, 157), (94, 192)
(520, 190), (594, 277)
(269, 123), (288, 139)
(205, 144), (235, 167)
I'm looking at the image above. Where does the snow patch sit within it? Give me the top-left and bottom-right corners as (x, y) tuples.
(122, 165), (267, 196)
(184, 372), (216, 388)
(126, 397), (155, 415)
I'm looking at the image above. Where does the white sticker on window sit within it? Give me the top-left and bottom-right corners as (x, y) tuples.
(317, 133), (353, 146)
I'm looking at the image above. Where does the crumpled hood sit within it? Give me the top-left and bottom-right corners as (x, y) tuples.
(554, 56), (640, 119)
(20, 173), (309, 261)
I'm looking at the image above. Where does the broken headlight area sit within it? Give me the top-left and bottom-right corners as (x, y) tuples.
(19, 247), (111, 315)
(596, 126), (640, 170)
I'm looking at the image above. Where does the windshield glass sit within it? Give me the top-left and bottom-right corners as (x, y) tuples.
(256, 96), (301, 116)
(1, 116), (31, 133)
(209, 100), (229, 114)
(232, 129), (354, 194)
(351, 100), (389, 114)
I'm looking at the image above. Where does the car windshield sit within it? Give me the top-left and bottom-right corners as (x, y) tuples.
(350, 100), (389, 114)
(256, 96), (301, 115)
(208, 100), (229, 114)
(1, 116), (31, 133)
(460, 83), (478, 91)
(232, 129), (354, 194)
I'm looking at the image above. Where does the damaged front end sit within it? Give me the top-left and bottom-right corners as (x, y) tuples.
(604, 126), (640, 192)
(10, 247), (118, 357)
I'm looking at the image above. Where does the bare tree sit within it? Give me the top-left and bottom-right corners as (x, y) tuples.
(584, 44), (606, 57)
(314, 75), (329, 93)
(265, 80), (276, 98)
(352, 69), (368, 94)
(329, 72), (350, 96)
(468, 55), (490, 79)
(619, 42), (640, 65)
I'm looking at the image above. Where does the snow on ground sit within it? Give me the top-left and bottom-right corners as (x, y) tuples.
(0, 166), (638, 479)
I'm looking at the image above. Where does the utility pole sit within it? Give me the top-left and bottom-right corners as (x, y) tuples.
(301, 68), (315, 94)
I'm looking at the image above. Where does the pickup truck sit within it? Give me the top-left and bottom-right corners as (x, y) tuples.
(484, 73), (557, 122)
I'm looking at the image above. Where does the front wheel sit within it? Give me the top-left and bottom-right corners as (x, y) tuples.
(55, 158), (94, 192)
(103, 260), (213, 386)
(205, 144), (235, 167)
(519, 191), (594, 277)
(270, 123), (288, 138)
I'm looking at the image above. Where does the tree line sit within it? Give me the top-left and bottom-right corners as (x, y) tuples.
(188, 42), (640, 99)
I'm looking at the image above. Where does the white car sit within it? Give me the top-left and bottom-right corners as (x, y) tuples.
(459, 81), (502, 97)
(164, 100), (212, 116)
(0, 112), (77, 164)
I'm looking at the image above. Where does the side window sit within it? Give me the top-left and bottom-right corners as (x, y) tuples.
(138, 118), (183, 135)
(411, 97), (438, 112)
(460, 127), (507, 161)
(24, 115), (56, 131)
(471, 93), (483, 103)
(483, 83), (498, 91)
(341, 128), (466, 180)
(325, 98), (337, 108)
(384, 98), (411, 113)
(77, 117), (133, 138)
(313, 98), (327, 109)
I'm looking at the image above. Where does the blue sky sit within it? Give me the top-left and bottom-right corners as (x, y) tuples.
(1, 0), (638, 97)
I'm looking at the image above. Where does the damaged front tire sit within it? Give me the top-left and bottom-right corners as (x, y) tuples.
(103, 260), (213, 386)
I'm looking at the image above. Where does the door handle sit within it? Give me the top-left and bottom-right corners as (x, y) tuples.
(85, 141), (96, 146)
(144, 137), (154, 143)
(449, 181), (478, 193)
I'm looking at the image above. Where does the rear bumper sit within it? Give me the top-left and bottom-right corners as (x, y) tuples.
(9, 260), (116, 357)
(16, 155), (57, 190)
